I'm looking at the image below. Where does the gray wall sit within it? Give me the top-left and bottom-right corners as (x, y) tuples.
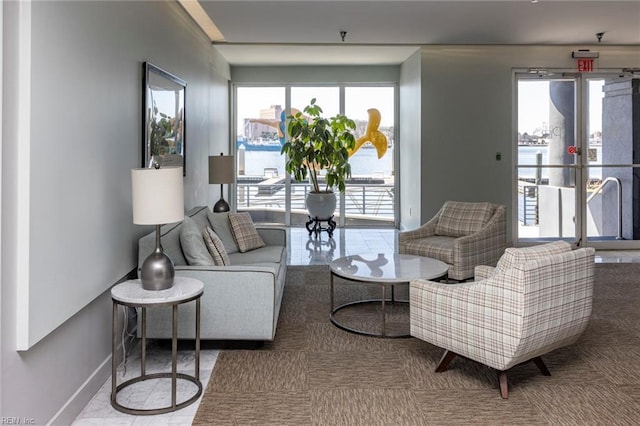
(1, 1), (229, 423)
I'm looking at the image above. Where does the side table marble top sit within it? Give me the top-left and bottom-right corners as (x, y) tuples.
(111, 277), (204, 306)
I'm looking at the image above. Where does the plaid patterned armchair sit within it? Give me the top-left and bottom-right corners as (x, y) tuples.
(399, 201), (507, 281)
(410, 241), (595, 398)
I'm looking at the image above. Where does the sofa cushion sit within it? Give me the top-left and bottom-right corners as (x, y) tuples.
(228, 245), (285, 265)
(206, 211), (240, 254)
(180, 216), (215, 266)
(229, 212), (266, 253)
(495, 241), (572, 274)
(203, 226), (230, 266)
(435, 201), (493, 238)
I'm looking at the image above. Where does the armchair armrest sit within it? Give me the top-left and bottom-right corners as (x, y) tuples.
(449, 205), (506, 280)
(474, 265), (495, 280)
(410, 276), (514, 370)
(399, 214), (440, 249)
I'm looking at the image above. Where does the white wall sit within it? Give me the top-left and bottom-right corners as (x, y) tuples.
(399, 50), (422, 230)
(417, 45), (640, 242)
(1, 1), (229, 422)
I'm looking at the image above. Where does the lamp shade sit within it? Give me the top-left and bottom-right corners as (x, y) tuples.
(208, 155), (235, 184)
(131, 166), (184, 225)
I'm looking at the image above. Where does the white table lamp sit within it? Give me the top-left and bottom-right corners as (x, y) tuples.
(131, 165), (184, 290)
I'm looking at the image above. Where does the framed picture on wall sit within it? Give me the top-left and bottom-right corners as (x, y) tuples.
(142, 62), (187, 175)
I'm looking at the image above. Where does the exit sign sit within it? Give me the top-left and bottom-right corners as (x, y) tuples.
(576, 58), (595, 72)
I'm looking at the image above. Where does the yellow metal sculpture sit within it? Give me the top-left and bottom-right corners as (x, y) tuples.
(348, 108), (388, 159)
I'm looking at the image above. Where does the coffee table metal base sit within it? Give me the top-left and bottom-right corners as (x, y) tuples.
(330, 299), (410, 338)
(330, 273), (410, 338)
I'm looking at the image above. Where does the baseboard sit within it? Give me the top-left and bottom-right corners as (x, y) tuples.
(47, 352), (113, 426)
(48, 334), (140, 425)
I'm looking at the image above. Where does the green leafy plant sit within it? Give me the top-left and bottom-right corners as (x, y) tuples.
(281, 98), (356, 193)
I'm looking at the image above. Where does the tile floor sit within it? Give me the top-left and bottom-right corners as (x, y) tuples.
(72, 227), (640, 425)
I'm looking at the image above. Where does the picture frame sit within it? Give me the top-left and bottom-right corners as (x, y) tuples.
(142, 62), (187, 175)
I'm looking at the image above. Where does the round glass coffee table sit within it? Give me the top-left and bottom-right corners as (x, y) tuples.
(329, 253), (448, 338)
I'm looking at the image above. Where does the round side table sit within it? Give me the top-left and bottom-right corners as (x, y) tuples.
(111, 276), (204, 415)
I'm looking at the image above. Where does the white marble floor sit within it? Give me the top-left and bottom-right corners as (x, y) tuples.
(72, 340), (218, 426)
(73, 227), (640, 425)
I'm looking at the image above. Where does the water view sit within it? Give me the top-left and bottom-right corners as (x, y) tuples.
(239, 147), (394, 178)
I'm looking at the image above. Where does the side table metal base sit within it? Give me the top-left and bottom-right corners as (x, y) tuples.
(112, 373), (202, 415)
(111, 278), (203, 416)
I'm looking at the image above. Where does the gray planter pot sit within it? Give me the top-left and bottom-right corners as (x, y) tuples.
(306, 192), (337, 220)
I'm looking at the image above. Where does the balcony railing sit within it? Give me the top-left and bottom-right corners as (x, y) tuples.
(236, 181), (394, 224)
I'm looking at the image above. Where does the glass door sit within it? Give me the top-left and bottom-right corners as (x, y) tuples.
(516, 71), (640, 249)
(516, 76), (581, 243)
(583, 74), (640, 248)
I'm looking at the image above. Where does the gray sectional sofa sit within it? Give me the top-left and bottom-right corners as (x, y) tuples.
(137, 206), (287, 341)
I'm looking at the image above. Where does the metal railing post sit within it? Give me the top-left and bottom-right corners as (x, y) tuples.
(586, 177), (623, 240)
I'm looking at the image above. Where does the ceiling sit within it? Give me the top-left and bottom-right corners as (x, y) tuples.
(192, 0), (640, 65)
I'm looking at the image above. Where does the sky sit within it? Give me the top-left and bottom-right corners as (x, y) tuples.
(236, 86), (395, 136)
(517, 80), (603, 135)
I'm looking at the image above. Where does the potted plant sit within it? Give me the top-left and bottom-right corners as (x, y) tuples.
(281, 98), (356, 220)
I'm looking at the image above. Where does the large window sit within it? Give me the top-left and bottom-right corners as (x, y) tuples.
(234, 84), (397, 227)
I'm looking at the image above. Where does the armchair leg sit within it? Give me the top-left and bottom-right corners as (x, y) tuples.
(498, 371), (509, 399)
(435, 350), (457, 372)
(532, 356), (551, 376)
(497, 357), (550, 399)
(435, 353), (550, 398)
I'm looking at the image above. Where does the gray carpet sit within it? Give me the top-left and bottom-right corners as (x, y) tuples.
(193, 263), (640, 425)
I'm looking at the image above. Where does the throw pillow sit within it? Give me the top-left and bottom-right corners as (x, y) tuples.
(203, 226), (230, 266)
(228, 212), (266, 253)
(179, 216), (215, 266)
(495, 240), (572, 273)
(206, 211), (240, 254)
(435, 201), (493, 237)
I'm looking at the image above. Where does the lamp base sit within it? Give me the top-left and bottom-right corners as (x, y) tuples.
(213, 197), (230, 213)
(140, 249), (175, 291)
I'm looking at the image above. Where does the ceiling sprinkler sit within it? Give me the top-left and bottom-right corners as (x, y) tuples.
(596, 32), (605, 43)
(340, 31), (347, 42)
